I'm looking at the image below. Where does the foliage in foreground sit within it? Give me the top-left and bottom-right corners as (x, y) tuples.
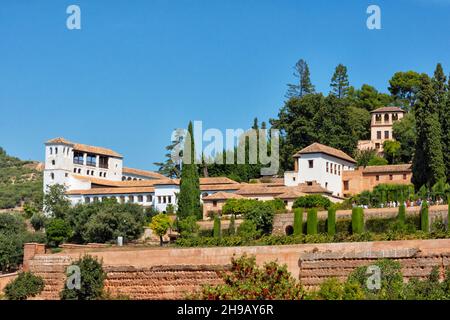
(192, 254), (304, 300)
(3, 272), (44, 300)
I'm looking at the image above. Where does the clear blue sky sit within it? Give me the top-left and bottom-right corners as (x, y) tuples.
(1, 0), (449, 170)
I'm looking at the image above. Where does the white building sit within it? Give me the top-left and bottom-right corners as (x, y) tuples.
(284, 143), (356, 197)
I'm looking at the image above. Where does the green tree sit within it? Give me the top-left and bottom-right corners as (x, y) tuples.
(351, 207), (364, 234)
(420, 201), (429, 232)
(392, 112), (416, 163)
(4, 272), (44, 300)
(330, 64), (350, 99)
(286, 59), (315, 99)
(60, 255), (106, 300)
(442, 78), (450, 181)
(213, 216), (222, 239)
(293, 208), (303, 236)
(45, 218), (72, 247)
(153, 128), (183, 178)
(306, 208), (318, 235)
(383, 140), (401, 164)
(150, 213), (172, 246)
(327, 207), (336, 236)
(412, 74), (445, 189)
(388, 71), (422, 109)
(293, 195), (332, 210)
(43, 184), (70, 219)
(349, 84), (393, 111)
(177, 121), (201, 219)
(398, 203), (406, 224)
(367, 156), (388, 166)
(228, 214), (236, 235)
(354, 149), (377, 167)
(30, 212), (46, 231)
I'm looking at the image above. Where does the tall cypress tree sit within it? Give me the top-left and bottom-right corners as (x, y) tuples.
(443, 78), (450, 182)
(412, 74), (446, 189)
(177, 121), (201, 219)
(286, 59), (315, 99)
(330, 64), (350, 99)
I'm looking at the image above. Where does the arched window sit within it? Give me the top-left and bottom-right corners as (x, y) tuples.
(55, 147), (58, 154)
(50, 147), (53, 155)
(384, 113), (389, 123)
(122, 176), (126, 181)
(285, 225), (294, 236)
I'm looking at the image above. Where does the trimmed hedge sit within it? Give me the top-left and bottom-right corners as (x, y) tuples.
(293, 208), (303, 236)
(307, 209), (318, 235)
(421, 202), (429, 232)
(213, 216), (221, 239)
(327, 208), (336, 236)
(351, 207), (364, 234)
(398, 204), (406, 223)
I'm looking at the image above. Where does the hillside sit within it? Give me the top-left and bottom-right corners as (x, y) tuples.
(0, 147), (43, 209)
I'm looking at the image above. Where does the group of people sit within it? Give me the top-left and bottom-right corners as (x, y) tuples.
(353, 196), (447, 209)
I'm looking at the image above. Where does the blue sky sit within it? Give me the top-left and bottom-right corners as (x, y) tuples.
(1, 0), (449, 170)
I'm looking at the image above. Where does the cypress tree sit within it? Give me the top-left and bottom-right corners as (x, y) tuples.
(228, 214), (236, 235)
(398, 203), (406, 224)
(420, 201), (429, 232)
(177, 121), (201, 219)
(330, 64), (350, 98)
(412, 74), (445, 189)
(213, 216), (221, 239)
(351, 207), (364, 234)
(293, 208), (303, 236)
(442, 77), (450, 182)
(306, 208), (318, 235)
(448, 195), (450, 231)
(327, 207), (336, 236)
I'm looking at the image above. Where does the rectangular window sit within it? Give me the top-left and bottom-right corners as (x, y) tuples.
(389, 174), (393, 180)
(344, 181), (349, 191)
(73, 151), (84, 165)
(308, 160), (314, 168)
(334, 164), (337, 174)
(158, 196), (162, 204)
(326, 162), (329, 173)
(376, 175), (380, 181)
(384, 131), (389, 139)
(99, 156), (108, 169)
(146, 195), (152, 202)
(168, 196), (172, 203)
(377, 131), (382, 139)
(86, 154), (96, 167)
(403, 174), (407, 180)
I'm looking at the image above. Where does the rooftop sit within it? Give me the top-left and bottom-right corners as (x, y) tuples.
(202, 192), (244, 201)
(362, 164), (412, 174)
(46, 137), (122, 158)
(122, 167), (167, 180)
(370, 106), (405, 113)
(293, 142), (356, 163)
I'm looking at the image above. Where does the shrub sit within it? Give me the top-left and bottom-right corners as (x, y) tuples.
(165, 204), (175, 214)
(60, 255), (106, 300)
(4, 272), (44, 300)
(293, 208), (303, 236)
(293, 195), (332, 210)
(213, 216), (221, 239)
(45, 218), (72, 247)
(193, 254), (304, 299)
(237, 220), (260, 241)
(306, 209), (318, 235)
(327, 208), (336, 236)
(351, 207), (364, 234)
(176, 215), (200, 238)
(30, 212), (46, 231)
(420, 201), (429, 232)
(268, 199), (287, 214)
(244, 201), (275, 234)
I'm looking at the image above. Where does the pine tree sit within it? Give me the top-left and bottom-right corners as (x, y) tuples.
(286, 59), (315, 99)
(153, 129), (183, 178)
(177, 121), (201, 219)
(330, 64), (350, 98)
(413, 74), (446, 189)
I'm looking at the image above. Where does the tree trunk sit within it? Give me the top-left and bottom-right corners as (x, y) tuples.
(159, 235), (163, 247)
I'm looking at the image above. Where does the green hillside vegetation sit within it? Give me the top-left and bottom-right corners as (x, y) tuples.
(0, 147), (43, 209)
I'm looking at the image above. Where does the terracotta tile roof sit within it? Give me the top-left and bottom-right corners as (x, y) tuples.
(71, 175), (164, 187)
(203, 192), (244, 201)
(297, 183), (332, 194)
(66, 186), (155, 195)
(370, 106), (405, 113)
(199, 177), (239, 185)
(362, 164), (412, 174)
(200, 184), (241, 191)
(45, 137), (122, 158)
(293, 143), (356, 163)
(236, 185), (288, 196)
(275, 189), (307, 199)
(122, 167), (167, 179)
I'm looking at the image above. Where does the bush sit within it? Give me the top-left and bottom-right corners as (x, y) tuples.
(60, 255), (106, 300)
(193, 254), (305, 299)
(268, 199), (287, 214)
(398, 204), (406, 224)
(293, 208), (303, 236)
(351, 207), (364, 234)
(176, 215), (200, 238)
(306, 209), (318, 235)
(213, 216), (221, 239)
(244, 201), (275, 234)
(293, 195), (332, 210)
(420, 201), (429, 232)
(30, 212), (46, 231)
(45, 218), (72, 247)
(327, 208), (336, 236)
(4, 272), (44, 300)
(237, 220), (261, 241)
